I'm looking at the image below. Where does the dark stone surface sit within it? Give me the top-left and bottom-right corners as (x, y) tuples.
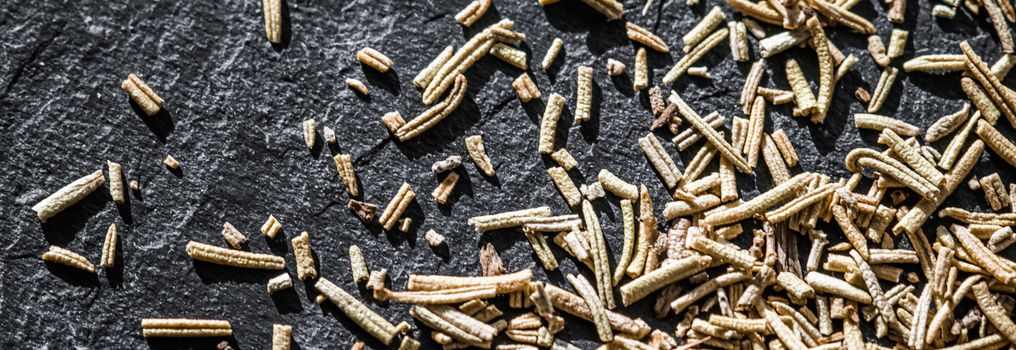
(2, 0), (1015, 348)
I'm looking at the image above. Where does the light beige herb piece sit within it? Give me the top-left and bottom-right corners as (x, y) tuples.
(333, 154), (360, 197)
(409, 304), (491, 346)
(260, 214), (282, 238)
(634, 48), (649, 91)
(673, 111), (724, 151)
(466, 135), (496, 177)
(620, 254), (712, 306)
(835, 54), (859, 82)
(687, 66), (710, 78)
(219, 222), (247, 250)
(962, 77), (1001, 125)
(805, 272), (872, 304)
(932, 4), (956, 18)
(639, 133), (682, 189)
(580, 200), (614, 308)
(32, 169), (105, 222)
(606, 59), (625, 76)
(992, 54), (1016, 78)
(671, 271), (750, 314)
(962, 41), (1016, 127)
(741, 18), (766, 38)
(979, 173), (1010, 210)
(566, 274), (613, 342)
(424, 229), (445, 247)
(396, 74), (469, 141)
(867, 35), (890, 67)
(880, 128), (945, 189)
(291, 231), (316, 280)
(984, 0), (1015, 54)
(626, 22), (669, 52)
(542, 284), (650, 337)
(683, 6), (727, 52)
(186, 241), (285, 270)
(356, 48), (393, 73)
(550, 148), (578, 170)
(367, 268), (389, 295)
(163, 155), (181, 170)
(853, 113), (919, 137)
(704, 172), (812, 226)
(759, 29), (810, 58)
(976, 119), (1016, 168)
(301, 119), (317, 149)
(903, 54), (966, 72)
(625, 186), (655, 279)
(129, 180), (139, 191)
(785, 58), (817, 117)
(512, 73), (541, 103)
(887, 29), (909, 59)
(378, 182), (416, 231)
(490, 43), (527, 70)
(867, 67), (898, 113)
(740, 60), (766, 115)
(349, 245), (369, 283)
(432, 155), (463, 173)
(100, 223), (118, 269)
(398, 337), (421, 350)
(926, 104), (971, 142)
(765, 183), (838, 223)
(542, 38), (564, 71)
(664, 28), (729, 84)
(770, 130), (799, 167)
(745, 97), (765, 168)
(454, 0), (491, 27)
(262, 0), (282, 43)
(272, 324), (291, 350)
(728, 21), (749, 62)
(538, 94), (566, 154)
(316, 277), (406, 345)
(432, 172), (460, 205)
(776, 271), (815, 300)
(381, 111), (405, 134)
(42, 245), (95, 273)
(140, 318), (232, 338)
(662, 194), (722, 219)
(267, 273), (292, 293)
(121, 73), (165, 116)
(468, 206), (552, 232)
(414, 45), (455, 89)
(612, 199), (636, 285)
(575, 66), (593, 124)
(939, 111), (982, 170)
(597, 169), (638, 200)
(345, 79), (369, 96)
(105, 160), (125, 204)
(807, 17), (834, 123)
(548, 167), (582, 207)
(671, 92), (751, 173)
(408, 269), (533, 294)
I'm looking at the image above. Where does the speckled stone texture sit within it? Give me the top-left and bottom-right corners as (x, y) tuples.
(1, 0), (1015, 348)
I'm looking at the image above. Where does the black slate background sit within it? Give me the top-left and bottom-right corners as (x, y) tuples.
(2, 0), (1016, 348)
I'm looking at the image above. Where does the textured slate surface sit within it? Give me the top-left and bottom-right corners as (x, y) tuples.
(1, 0), (1014, 348)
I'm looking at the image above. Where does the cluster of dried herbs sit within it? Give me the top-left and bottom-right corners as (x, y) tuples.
(27, 0), (1016, 347)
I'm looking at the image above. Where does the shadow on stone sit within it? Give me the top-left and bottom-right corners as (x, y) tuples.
(130, 100), (174, 144)
(41, 189), (108, 246)
(192, 260), (277, 284)
(44, 261), (99, 287)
